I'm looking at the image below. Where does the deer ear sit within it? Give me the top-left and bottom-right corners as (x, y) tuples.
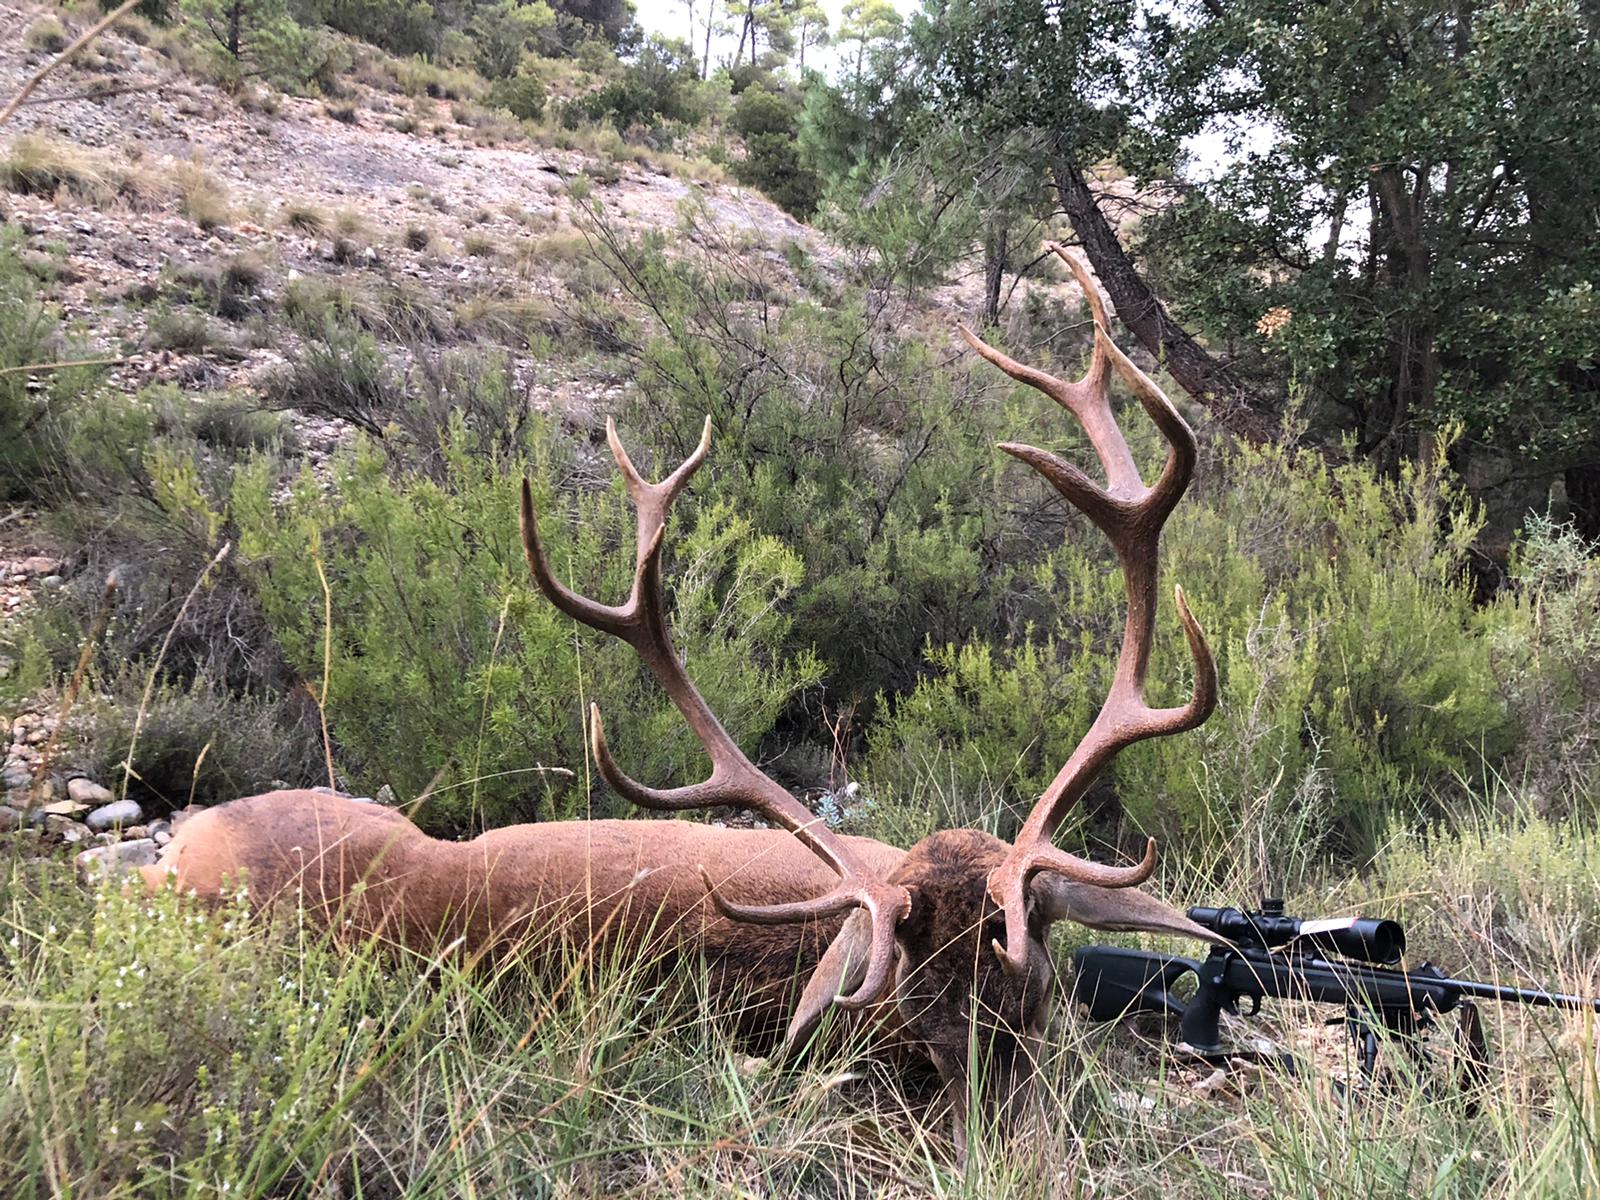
(783, 907), (876, 1053)
(1029, 876), (1230, 945)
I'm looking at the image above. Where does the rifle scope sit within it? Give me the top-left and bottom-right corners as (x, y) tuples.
(1186, 901), (1406, 965)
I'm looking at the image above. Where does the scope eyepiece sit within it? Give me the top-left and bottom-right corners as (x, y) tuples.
(1185, 905), (1405, 965)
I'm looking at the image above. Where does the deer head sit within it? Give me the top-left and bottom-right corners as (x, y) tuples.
(520, 246), (1220, 1137)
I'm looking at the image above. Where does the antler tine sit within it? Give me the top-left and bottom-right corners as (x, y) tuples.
(964, 246), (1219, 975)
(521, 419), (911, 1011)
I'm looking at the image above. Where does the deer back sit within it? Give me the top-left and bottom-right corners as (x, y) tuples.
(144, 789), (906, 1035)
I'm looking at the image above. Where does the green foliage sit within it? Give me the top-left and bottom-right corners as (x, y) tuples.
(487, 68), (547, 120)
(585, 207), (1010, 714)
(1486, 517), (1600, 809)
(230, 418), (821, 831)
(67, 669), (323, 814)
(471, 0), (553, 79)
(563, 35), (705, 134)
(179, 0), (315, 89)
(1137, 0), (1600, 474)
(266, 308), (404, 437)
(866, 431), (1512, 859)
(0, 234), (104, 501)
(730, 86), (821, 217)
(319, 0), (439, 57)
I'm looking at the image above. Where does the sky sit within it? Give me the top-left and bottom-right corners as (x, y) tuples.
(628, 0), (915, 78)
(627, 0), (1270, 180)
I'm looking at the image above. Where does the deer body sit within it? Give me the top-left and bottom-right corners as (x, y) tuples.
(146, 789), (903, 1031)
(148, 250), (1227, 1145)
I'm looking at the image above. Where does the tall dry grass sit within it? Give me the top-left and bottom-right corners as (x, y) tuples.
(3, 802), (1597, 1198)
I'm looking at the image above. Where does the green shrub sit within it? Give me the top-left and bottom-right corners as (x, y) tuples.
(471, 0), (553, 79)
(864, 435), (1511, 861)
(1486, 515), (1600, 811)
(230, 418), (821, 831)
(322, 0), (441, 56)
(267, 310), (403, 437)
(0, 234), (105, 501)
(66, 669), (323, 814)
(562, 35), (703, 135)
(587, 208), (1008, 714)
(144, 306), (223, 353)
(487, 70), (546, 120)
(730, 88), (821, 218)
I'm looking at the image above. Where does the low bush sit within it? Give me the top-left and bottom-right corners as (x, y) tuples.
(229, 418), (822, 831)
(865, 437), (1510, 859)
(487, 70), (546, 121)
(170, 159), (231, 230)
(266, 309), (403, 437)
(280, 200), (328, 235)
(65, 669), (324, 814)
(0, 235), (105, 501)
(23, 16), (69, 52)
(1487, 515), (1600, 810)
(1, 135), (108, 200)
(143, 306), (225, 353)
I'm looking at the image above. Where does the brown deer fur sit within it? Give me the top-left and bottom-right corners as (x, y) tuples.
(142, 249), (1226, 1144)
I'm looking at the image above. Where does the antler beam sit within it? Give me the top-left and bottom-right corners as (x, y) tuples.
(964, 244), (1218, 975)
(520, 419), (911, 1008)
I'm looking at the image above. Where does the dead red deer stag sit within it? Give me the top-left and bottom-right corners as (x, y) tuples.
(142, 245), (1219, 1140)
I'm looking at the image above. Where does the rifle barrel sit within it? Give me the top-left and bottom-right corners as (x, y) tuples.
(1451, 977), (1600, 1012)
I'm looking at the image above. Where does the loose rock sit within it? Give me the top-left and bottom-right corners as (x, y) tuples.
(75, 838), (160, 882)
(85, 798), (142, 831)
(0, 805), (18, 832)
(68, 777), (116, 806)
(44, 814), (87, 839)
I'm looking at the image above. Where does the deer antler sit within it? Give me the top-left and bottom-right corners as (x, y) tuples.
(961, 244), (1218, 975)
(520, 418), (911, 1008)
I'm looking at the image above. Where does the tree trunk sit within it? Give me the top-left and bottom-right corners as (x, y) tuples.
(1365, 165), (1439, 477)
(1050, 154), (1278, 444)
(703, 0), (715, 77)
(1567, 460), (1600, 542)
(982, 222), (1007, 326)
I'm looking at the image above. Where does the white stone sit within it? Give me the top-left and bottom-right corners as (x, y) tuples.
(68, 777), (115, 806)
(75, 839), (160, 883)
(85, 798), (143, 831)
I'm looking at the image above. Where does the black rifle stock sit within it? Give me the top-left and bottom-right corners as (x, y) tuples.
(1072, 902), (1600, 1079)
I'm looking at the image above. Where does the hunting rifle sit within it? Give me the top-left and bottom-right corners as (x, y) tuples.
(1073, 900), (1600, 1088)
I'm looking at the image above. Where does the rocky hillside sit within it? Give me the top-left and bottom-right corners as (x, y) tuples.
(1, 0), (1125, 866)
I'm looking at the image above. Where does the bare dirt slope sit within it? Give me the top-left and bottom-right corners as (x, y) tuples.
(1, 2), (822, 407)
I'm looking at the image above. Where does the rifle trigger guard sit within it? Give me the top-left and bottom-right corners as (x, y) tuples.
(1241, 994), (1261, 1017)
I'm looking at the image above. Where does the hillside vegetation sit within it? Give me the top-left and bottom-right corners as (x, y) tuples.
(2, 0), (1599, 1195)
